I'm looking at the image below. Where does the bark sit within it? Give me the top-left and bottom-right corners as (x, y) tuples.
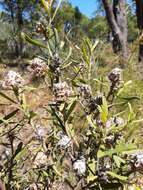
(135, 0), (143, 62)
(102, 0), (128, 59)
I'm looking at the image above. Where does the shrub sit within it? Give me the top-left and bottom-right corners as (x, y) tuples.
(0, 1), (142, 189)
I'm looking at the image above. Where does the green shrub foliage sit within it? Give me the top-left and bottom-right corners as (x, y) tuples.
(0, 1), (142, 189)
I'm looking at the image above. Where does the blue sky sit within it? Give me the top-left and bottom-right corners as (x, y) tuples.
(69, 0), (97, 18)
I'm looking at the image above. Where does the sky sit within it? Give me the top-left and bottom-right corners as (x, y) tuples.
(69, 0), (97, 18)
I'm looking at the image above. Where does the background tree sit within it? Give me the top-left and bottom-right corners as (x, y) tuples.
(102, 0), (128, 60)
(0, 0), (39, 58)
(135, 0), (143, 62)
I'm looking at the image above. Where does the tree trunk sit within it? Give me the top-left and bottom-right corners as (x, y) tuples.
(102, 0), (128, 59)
(135, 0), (143, 62)
(16, 2), (24, 58)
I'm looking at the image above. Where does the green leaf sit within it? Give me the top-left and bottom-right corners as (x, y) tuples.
(84, 38), (92, 56)
(117, 80), (132, 96)
(107, 171), (127, 181)
(50, 106), (65, 131)
(0, 109), (19, 125)
(81, 45), (90, 66)
(113, 155), (125, 168)
(98, 143), (137, 158)
(97, 150), (105, 158)
(65, 99), (77, 122)
(51, 0), (62, 23)
(86, 115), (97, 129)
(21, 32), (48, 49)
(99, 96), (108, 123)
(127, 103), (135, 122)
(0, 91), (17, 104)
(63, 47), (72, 65)
(91, 39), (99, 52)
(53, 27), (60, 50)
(14, 142), (23, 157)
(41, 0), (50, 12)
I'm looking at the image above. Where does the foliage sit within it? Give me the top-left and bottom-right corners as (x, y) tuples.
(0, 1), (142, 190)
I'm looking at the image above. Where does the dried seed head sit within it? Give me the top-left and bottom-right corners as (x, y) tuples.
(28, 58), (47, 78)
(73, 156), (86, 176)
(1, 70), (25, 90)
(53, 82), (72, 102)
(108, 68), (122, 83)
(78, 84), (92, 99)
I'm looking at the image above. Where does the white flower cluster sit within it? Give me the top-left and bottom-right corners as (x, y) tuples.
(34, 126), (48, 141)
(106, 117), (125, 128)
(28, 57), (47, 78)
(1, 70), (25, 90)
(57, 132), (71, 148)
(78, 84), (92, 99)
(53, 82), (72, 102)
(108, 68), (122, 84)
(34, 151), (47, 167)
(73, 156), (86, 176)
(133, 153), (143, 170)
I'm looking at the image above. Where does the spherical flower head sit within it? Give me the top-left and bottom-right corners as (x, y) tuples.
(35, 126), (48, 140)
(78, 84), (92, 99)
(53, 82), (72, 102)
(97, 170), (109, 183)
(106, 117), (125, 128)
(34, 151), (47, 167)
(28, 57), (47, 78)
(73, 156), (86, 176)
(57, 132), (71, 148)
(1, 70), (25, 90)
(35, 22), (45, 34)
(94, 94), (103, 106)
(133, 153), (143, 170)
(108, 68), (122, 83)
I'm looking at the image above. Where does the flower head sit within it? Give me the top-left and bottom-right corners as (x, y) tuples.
(28, 57), (47, 78)
(131, 153), (143, 170)
(35, 126), (48, 141)
(53, 82), (72, 102)
(73, 156), (86, 176)
(106, 117), (125, 128)
(78, 84), (92, 99)
(35, 22), (45, 34)
(57, 133), (71, 148)
(1, 70), (25, 90)
(108, 68), (122, 83)
(34, 151), (47, 167)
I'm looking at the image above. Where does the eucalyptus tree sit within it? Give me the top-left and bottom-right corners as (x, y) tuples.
(0, 0), (39, 58)
(101, 0), (128, 60)
(135, 0), (143, 62)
